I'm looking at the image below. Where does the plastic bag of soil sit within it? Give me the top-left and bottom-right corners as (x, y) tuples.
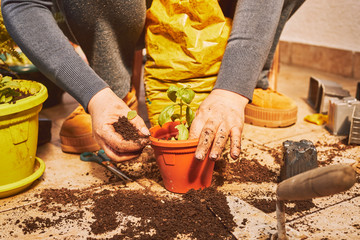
(144, 0), (232, 126)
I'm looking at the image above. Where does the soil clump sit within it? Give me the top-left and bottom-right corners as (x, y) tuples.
(112, 116), (142, 141)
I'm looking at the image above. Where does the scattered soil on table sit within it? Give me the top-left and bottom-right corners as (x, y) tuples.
(115, 146), (162, 183)
(112, 116), (143, 141)
(116, 146), (278, 188)
(242, 197), (315, 215)
(285, 200), (316, 215)
(267, 146), (283, 166)
(19, 187), (236, 239)
(315, 139), (358, 166)
(213, 157), (278, 185)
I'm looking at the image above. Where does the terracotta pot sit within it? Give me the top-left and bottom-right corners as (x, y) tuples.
(149, 121), (214, 193)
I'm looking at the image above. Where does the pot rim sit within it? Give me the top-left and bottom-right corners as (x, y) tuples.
(149, 135), (199, 147)
(0, 79), (48, 116)
(149, 121), (199, 148)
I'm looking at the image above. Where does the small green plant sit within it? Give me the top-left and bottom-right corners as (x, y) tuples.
(127, 110), (138, 120)
(0, 75), (21, 104)
(0, 75), (37, 104)
(158, 85), (195, 140)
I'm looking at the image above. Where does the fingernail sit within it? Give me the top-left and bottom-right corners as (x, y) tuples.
(140, 127), (150, 136)
(195, 153), (204, 161)
(210, 154), (218, 161)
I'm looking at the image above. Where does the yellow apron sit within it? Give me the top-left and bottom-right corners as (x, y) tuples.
(144, 0), (232, 126)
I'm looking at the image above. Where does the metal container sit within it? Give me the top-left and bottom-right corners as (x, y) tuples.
(326, 97), (359, 136)
(307, 77), (350, 114)
(348, 104), (360, 145)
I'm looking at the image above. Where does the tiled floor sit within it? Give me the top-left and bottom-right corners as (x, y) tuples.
(0, 63), (359, 239)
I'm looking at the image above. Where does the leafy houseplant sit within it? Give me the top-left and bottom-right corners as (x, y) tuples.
(0, 75), (37, 104)
(149, 85), (215, 194)
(0, 6), (63, 108)
(158, 85), (195, 140)
(0, 4), (23, 76)
(0, 71), (47, 198)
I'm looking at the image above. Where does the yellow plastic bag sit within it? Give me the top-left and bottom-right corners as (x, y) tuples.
(304, 113), (328, 125)
(144, 0), (232, 126)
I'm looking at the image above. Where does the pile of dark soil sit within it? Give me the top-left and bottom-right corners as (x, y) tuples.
(112, 116), (142, 141)
(213, 157), (278, 185)
(19, 187), (236, 239)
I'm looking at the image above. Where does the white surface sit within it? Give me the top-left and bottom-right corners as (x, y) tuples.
(280, 0), (360, 52)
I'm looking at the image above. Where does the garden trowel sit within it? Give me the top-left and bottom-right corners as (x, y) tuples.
(273, 140), (357, 240)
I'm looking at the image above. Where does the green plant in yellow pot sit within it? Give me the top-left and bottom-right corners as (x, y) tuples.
(0, 75), (47, 198)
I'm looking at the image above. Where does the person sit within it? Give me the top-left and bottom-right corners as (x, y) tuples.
(2, 0), (305, 163)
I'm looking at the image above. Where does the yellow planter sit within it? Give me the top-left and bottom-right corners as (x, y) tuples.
(0, 80), (47, 198)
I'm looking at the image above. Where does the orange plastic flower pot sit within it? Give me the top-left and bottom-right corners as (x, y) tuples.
(149, 121), (214, 193)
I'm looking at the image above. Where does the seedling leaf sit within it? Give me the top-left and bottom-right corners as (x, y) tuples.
(5, 95), (12, 103)
(1, 76), (12, 83)
(158, 105), (174, 126)
(186, 106), (195, 127)
(127, 110), (138, 120)
(178, 87), (195, 104)
(167, 85), (179, 103)
(175, 123), (189, 140)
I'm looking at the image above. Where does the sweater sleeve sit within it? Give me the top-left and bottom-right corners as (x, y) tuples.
(214, 0), (284, 102)
(1, 0), (109, 111)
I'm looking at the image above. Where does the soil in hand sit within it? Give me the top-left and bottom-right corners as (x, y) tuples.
(112, 116), (143, 141)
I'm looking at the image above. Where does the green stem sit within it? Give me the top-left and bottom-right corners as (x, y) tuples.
(179, 99), (183, 122)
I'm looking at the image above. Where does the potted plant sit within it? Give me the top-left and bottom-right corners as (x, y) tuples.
(0, 5), (63, 108)
(0, 75), (47, 198)
(149, 85), (214, 193)
(0, 8), (48, 198)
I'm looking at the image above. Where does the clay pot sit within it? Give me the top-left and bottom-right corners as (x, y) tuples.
(149, 121), (214, 193)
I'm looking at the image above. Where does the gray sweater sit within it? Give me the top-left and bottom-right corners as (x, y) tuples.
(2, 0), (301, 110)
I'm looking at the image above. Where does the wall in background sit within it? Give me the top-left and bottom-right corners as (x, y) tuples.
(279, 0), (360, 79)
(280, 0), (360, 52)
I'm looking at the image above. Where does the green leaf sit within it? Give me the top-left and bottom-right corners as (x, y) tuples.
(186, 106), (195, 127)
(0, 95), (5, 103)
(178, 87), (195, 104)
(167, 85), (179, 103)
(158, 105), (174, 126)
(7, 81), (20, 89)
(175, 123), (189, 140)
(5, 95), (12, 103)
(127, 110), (138, 120)
(1, 76), (12, 83)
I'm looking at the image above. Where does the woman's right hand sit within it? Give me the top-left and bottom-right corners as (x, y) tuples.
(88, 87), (150, 162)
